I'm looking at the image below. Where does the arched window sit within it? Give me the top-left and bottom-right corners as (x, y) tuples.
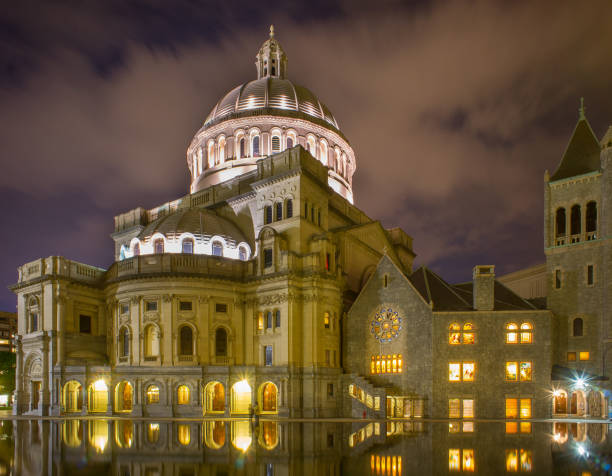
(212, 241), (223, 257)
(252, 135), (260, 157)
(28, 297), (39, 333)
(271, 135), (281, 153)
(275, 202), (283, 221)
(275, 310), (281, 328)
(286, 199), (293, 218)
(207, 141), (215, 168)
(571, 205), (581, 235)
(133, 242), (140, 256)
(239, 137), (246, 158)
(215, 328), (228, 356)
(218, 137), (226, 163)
(179, 326), (193, 356)
(119, 327), (130, 357)
(182, 238), (194, 254)
(586, 201), (597, 234)
(449, 323), (461, 344)
(463, 323), (475, 344)
(323, 312), (330, 329)
(555, 208), (566, 237)
(573, 318), (584, 337)
(319, 140), (328, 166)
(520, 323), (533, 343)
(335, 148), (341, 172)
(307, 136), (317, 159)
(238, 246), (248, 261)
(266, 311), (273, 329)
(261, 383), (277, 412)
(154, 238), (164, 254)
(286, 137), (294, 149)
(177, 385), (190, 405)
(144, 325), (160, 358)
(506, 323), (518, 344)
(146, 385), (159, 404)
(264, 205), (272, 224)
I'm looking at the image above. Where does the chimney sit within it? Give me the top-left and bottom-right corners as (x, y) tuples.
(473, 265), (495, 311)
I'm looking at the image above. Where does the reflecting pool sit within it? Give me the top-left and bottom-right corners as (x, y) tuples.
(1, 419), (612, 474)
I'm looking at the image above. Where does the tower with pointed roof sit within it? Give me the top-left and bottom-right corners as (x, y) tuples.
(544, 99), (611, 378)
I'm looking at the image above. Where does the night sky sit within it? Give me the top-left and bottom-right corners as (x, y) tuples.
(1, 0), (612, 312)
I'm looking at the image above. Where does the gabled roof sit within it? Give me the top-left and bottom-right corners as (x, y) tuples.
(409, 266), (537, 311)
(550, 114), (601, 181)
(409, 267), (471, 311)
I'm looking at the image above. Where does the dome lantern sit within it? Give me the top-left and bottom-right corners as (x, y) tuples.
(255, 25), (287, 79)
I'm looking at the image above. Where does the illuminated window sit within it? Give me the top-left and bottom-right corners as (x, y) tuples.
(212, 241), (223, 257)
(182, 238), (193, 254)
(463, 323), (475, 344)
(449, 449), (474, 472)
(520, 422), (531, 433)
(519, 399), (531, 418)
(506, 323), (518, 343)
(271, 135), (281, 152)
(463, 363), (475, 381)
(239, 246), (248, 261)
(520, 449), (532, 471)
(519, 362), (532, 381)
(505, 422), (518, 434)
(520, 323), (532, 343)
(177, 385), (190, 405)
(324, 312), (330, 329)
(449, 449), (460, 471)
(505, 398), (518, 418)
(449, 363), (461, 381)
(154, 238), (164, 254)
(257, 312), (264, 331)
(506, 449), (518, 472)
(449, 362), (475, 382)
(178, 424), (190, 446)
(579, 351), (590, 361)
(449, 399), (461, 418)
(449, 323), (461, 344)
(506, 362), (518, 381)
(463, 422), (474, 432)
(463, 399), (474, 418)
(567, 352), (577, 361)
(371, 355), (403, 374)
(146, 385), (159, 404)
(147, 423), (159, 444)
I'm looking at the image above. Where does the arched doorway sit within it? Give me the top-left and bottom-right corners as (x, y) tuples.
(553, 390), (567, 415)
(231, 380), (251, 414)
(88, 380), (108, 413)
(570, 391), (586, 416)
(588, 390), (605, 417)
(259, 382), (278, 413)
(114, 381), (133, 413)
(63, 381), (82, 413)
(204, 382), (225, 414)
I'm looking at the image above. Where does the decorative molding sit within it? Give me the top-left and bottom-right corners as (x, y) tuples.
(163, 294), (174, 303)
(130, 295), (141, 304)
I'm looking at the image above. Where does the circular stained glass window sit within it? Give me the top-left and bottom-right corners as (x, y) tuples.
(370, 308), (402, 343)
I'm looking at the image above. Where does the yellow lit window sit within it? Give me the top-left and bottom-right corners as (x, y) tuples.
(449, 323), (461, 344)
(505, 422), (518, 434)
(505, 398), (518, 418)
(462, 422), (474, 432)
(506, 323), (518, 343)
(463, 323), (475, 344)
(520, 449), (532, 471)
(519, 362), (532, 381)
(520, 422), (531, 434)
(520, 323), (532, 343)
(449, 363), (461, 381)
(449, 449), (460, 471)
(505, 362), (518, 381)
(178, 424), (190, 446)
(462, 449), (475, 472)
(146, 385), (159, 404)
(506, 449), (518, 472)
(463, 399), (474, 418)
(449, 422), (461, 433)
(257, 312), (264, 331)
(147, 423), (159, 443)
(371, 355), (403, 374)
(449, 399), (461, 418)
(519, 399), (531, 419)
(323, 312), (330, 329)
(462, 363), (475, 381)
(579, 351), (590, 361)
(177, 385), (190, 405)
(371, 356), (375, 374)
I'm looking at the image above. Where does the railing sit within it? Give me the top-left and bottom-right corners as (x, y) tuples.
(178, 355), (193, 362)
(555, 231), (599, 246)
(144, 356), (157, 362)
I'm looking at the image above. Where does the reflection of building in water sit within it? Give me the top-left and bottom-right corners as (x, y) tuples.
(10, 27), (612, 420)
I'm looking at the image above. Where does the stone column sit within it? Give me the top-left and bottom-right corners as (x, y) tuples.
(41, 334), (50, 416)
(13, 336), (23, 415)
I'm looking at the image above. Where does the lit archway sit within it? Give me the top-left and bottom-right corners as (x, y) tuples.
(114, 381), (133, 413)
(258, 421), (278, 450)
(62, 420), (82, 447)
(88, 380), (108, 413)
(231, 420), (252, 451)
(88, 420), (109, 453)
(63, 380), (82, 413)
(204, 381), (225, 414)
(553, 390), (568, 415)
(204, 421), (226, 449)
(259, 382), (278, 413)
(231, 380), (251, 414)
(114, 420), (134, 448)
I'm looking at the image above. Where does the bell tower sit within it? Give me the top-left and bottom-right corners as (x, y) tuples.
(255, 25), (288, 79)
(544, 99), (609, 376)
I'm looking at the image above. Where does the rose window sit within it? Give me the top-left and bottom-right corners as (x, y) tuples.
(370, 308), (402, 343)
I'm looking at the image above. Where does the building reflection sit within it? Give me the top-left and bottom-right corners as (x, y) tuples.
(6, 420), (612, 475)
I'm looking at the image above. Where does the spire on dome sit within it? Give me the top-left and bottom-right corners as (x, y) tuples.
(255, 25), (288, 79)
(579, 97), (586, 120)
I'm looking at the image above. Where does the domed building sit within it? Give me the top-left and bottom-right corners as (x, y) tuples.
(11, 28), (612, 423)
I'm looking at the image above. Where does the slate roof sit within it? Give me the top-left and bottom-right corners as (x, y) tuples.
(409, 266), (537, 311)
(550, 116), (601, 181)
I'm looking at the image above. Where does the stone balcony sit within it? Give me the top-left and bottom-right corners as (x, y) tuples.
(16, 257), (105, 286)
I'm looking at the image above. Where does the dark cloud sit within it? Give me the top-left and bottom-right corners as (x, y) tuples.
(1, 0), (612, 309)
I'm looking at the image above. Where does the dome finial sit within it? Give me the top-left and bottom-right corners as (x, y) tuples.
(269, 24), (275, 39)
(255, 25), (287, 79)
(579, 97), (586, 120)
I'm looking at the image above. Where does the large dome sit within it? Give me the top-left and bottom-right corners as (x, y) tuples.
(186, 26), (356, 203)
(204, 77), (340, 133)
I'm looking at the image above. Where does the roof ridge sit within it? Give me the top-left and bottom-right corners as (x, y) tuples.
(423, 266), (471, 307)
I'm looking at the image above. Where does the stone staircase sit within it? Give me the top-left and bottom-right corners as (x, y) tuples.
(342, 373), (388, 419)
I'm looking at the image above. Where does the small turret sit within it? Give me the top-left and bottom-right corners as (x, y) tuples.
(255, 25), (288, 79)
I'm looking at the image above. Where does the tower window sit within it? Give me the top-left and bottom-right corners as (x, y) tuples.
(555, 269), (562, 289)
(239, 247), (248, 261)
(586, 201), (597, 235)
(555, 208), (566, 237)
(215, 328), (227, 357)
(182, 238), (194, 254)
(275, 310), (281, 328)
(252, 135), (260, 156)
(587, 264), (594, 285)
(570, 204), (581, 235)
(265, 206), (272, 224)
(287, 137), (294, 148)
(264, 248), (273, 268)
(275, 202), (283, 221)
(212, 241), (223, 257)
(286, 199), (293, 218)
(271, 136), (281, 152)
(573, 317), (584, 337)
(266, 311), (273, 329)
(154, 238), (164, 254)
(264, 345), (273, 366)
(239, 137), (246, 158)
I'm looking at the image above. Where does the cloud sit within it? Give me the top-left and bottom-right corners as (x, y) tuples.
(1, 0), (612, 310)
